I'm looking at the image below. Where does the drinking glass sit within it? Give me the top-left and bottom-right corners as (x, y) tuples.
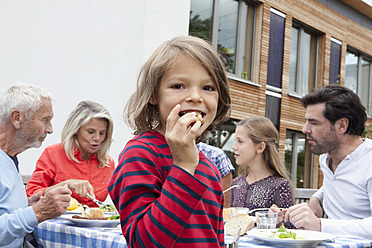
(255, 211), (278, 229)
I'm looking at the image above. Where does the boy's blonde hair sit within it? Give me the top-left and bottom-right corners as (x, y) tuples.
(61, 100), (114, 168)
(125, 36), (231, 142)
(237, 116), (291, 182)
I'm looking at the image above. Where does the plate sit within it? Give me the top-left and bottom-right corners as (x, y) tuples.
(64, 210), (83, 215)
(64, 208), (116, 215)
(60, 214), (120, 228)
(64, 206), (84, 214)
(247, 229), (335, 247)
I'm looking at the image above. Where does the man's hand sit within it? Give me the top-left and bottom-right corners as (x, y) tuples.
(270, 204), (285, 227)
(284, 202), (321, 231)
(32, 185), (71, 222)
(28, 191), (42, 206)
(308, 197), (324, 218)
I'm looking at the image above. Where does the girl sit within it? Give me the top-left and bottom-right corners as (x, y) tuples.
(108, 36), (231, 247)
(230, 116), (293, 210)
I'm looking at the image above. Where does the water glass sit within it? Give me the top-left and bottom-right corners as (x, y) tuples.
(255, 211), (278, 229)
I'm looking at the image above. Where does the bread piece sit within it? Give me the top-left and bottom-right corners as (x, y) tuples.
(90, 208), (104, 218)
(179, 111), (204, 126)
(195, 112), (204, 125)
(223, 208), (230, 221)
(223, 208), (237, 221)
(225, 214), (254, 236)
(82, 207), (104, 218)
(82, 209), (92, 218)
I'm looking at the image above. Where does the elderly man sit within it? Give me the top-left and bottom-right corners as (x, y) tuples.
(0, 83), (71, 247)
(284, 84), (372, 239)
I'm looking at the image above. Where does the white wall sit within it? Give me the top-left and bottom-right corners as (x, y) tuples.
(0, 0), (190, 175)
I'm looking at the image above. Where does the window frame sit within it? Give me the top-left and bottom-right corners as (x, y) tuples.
(288, 21), (320, 97)
(266, 8), (286, 89)
(345, 47), (372, 116)
(329, 37), (342, 85)
(191, 0), (258, 83)
(285, 130), (313, 188)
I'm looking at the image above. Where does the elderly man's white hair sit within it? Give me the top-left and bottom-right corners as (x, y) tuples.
(0, 83), (54, 124)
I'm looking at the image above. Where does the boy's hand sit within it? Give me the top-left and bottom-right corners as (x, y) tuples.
(165, 104), (201, 175)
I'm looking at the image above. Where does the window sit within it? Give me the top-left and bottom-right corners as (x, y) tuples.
(329, 38), (342, 84)
(285, 130), (312, 188)
(189, 0), (257, 81)
(265, 8), (285, 128)
(265, 91), (281, 130)
(288, 22), (319, 96)
(345, 49), (372, 115)
(267, 9), (285, 88)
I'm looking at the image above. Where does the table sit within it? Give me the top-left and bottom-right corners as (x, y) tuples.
(34, 218), (125, 248)
(34, 218), (372, 248)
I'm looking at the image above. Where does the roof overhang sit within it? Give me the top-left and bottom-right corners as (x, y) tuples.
(340, 0), (372, 19)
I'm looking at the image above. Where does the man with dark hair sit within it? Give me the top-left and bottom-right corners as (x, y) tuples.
(0, 83), (71, 247)
(284, 84), (372, 239)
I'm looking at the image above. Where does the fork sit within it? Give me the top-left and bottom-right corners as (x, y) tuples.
(247, 207), (287, 215)
(87, 193), (118, 214)
(87, 193), (110, 208)
(223, 185), (240, 193)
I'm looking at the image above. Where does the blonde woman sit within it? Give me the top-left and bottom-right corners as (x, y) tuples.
(26, 100), (115, 207)
(230, 116), (293, 210)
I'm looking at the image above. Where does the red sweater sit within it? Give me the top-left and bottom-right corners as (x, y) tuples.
(26, 143), (115, 207)
(108, 131), (224, 247)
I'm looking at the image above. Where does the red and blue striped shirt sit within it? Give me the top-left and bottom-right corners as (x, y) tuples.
(108, 130), (224, 247)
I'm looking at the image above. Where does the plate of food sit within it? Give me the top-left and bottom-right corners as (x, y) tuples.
(61, 208), (120, 227)
(247, 226), (335, 247)
(64, 198), (117, 215)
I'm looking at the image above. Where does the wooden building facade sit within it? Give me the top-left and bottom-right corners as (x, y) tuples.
(190, 0), (372, 189)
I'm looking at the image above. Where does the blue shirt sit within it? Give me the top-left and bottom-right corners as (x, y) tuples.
(0, 148), (39, 247)
(196, 142), (234, 178)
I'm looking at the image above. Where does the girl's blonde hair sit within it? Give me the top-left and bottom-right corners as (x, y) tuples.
(237, 116), (290, 181)
(61, 100), (114, 168)
(124, 36), (231, 142)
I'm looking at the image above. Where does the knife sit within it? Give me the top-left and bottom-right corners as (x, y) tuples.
(232, 227), (241, 248)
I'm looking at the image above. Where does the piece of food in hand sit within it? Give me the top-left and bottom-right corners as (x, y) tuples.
(194, 112), (204, 125)
(82, 207), (104, 218)
(179, 111), (204, 126)
(225, 214), (254, 236)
